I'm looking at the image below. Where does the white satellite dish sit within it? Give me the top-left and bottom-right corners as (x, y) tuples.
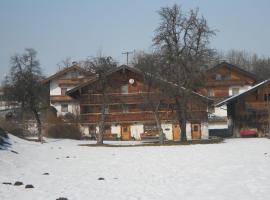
(129, 78), (135, 84)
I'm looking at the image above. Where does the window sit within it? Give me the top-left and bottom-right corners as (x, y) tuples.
(264, 94), (270, 101)
(121, 84), (128, 94)
(83, 106), (92, 114)
(104, 106), (109, 114)
(61, 104), (68, 112)
(122, 104), (129, 113)
(208, 89), (214, 97)
(216, 74), (221, 80)
(232, 88), (240, 96)
(61, 88), (67, 96)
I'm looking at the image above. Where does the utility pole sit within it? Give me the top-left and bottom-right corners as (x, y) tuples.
(122, 51), (134, 66)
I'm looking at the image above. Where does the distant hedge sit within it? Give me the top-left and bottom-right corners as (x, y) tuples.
(47, 124), (82, 140)
(0, 127), (8, 146)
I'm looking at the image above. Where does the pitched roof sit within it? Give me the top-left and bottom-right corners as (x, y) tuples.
(216, 79), (270, 107)
(67, 65), (212, 102)
(42, 65), (88, 84)
(207, 61), (258, 81)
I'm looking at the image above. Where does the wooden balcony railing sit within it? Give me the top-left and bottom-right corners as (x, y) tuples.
(50, 95), (74, 102)
(81, 93), (162, 105)
(80, 110), (207, 124)
(80, 111), (175, 123)
(58, 78), (83, 86)
(205, 80), (246, 87)
(245, 102), (270, 111)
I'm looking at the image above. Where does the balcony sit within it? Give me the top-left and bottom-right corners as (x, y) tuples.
(50, 95), (74, 102)
(205, 80), (246, 87)
(245, 102), (270, 111)
(58, 78), (83, 86)
(81, 93), (162, 105)
(80, 111), (175, 123)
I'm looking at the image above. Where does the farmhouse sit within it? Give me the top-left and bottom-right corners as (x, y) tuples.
(67, 65), (212, 141)
(199, 62), (257, 136)
(42, 63), (93, 116)
(216, 79), (270, 137)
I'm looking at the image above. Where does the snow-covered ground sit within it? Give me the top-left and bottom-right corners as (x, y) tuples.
(1, 135), (270, 200)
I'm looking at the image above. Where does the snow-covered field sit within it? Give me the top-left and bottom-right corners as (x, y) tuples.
(1, 135), (270, 200)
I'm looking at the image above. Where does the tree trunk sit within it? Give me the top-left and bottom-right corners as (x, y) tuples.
(97, 94), (105, 145)
(33, 109), (42, 143)
(175, 98), (187, 142)
(153, 112), (164, 145)
(180, 111), (187, 142)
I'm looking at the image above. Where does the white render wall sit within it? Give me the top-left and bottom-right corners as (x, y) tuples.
(214, 106), (227, 117)
(130, 124), (144, 140)
(208, 123), (228, 130)
(50, 79), (75, 96)
(111, 125), (121, 138)
(201, 122), (209, 139)
(186, 123), (192, 140)
(80, 125), (89, 135)
(228, 85), (251, 96)
(51, 102), (80, 116)
(50, 80), (61, 96)
(162, 123), (173, 140)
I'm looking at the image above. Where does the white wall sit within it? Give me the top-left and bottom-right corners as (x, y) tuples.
(161, 123), (173, 140)
(214, 106), (227, 117)
(186, 123), (192, 140)
(208, 123), (228, 130)
(201, 122), (209, 139)
(229, 85), (251, 96)
(51, 102), (80, 116)
(111, 125), (121, 138)
(131, 124), (144, 140)
(80, 125), (89, 135)
(50, 80), (61, 95)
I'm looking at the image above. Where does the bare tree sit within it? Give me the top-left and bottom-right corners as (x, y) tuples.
(134, 52), (168, 144)
(3, 48), (47, 142)
(57, 57), (72, 70)
(153, 4), (215, 141)
(217, 49), (270, 80)
(82, 56), (117, 145)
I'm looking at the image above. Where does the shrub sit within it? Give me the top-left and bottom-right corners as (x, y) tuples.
(0, 127), (8, 146)
(47, 124), (82, 140)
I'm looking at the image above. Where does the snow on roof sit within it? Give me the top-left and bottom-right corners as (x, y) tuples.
(216, 79), (270, 107)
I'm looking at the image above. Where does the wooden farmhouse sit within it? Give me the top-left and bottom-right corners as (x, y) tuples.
(216, 79), (270, 137)
(42, 64), (92, 116)
(67, 65), (212, 141)
(199, 62), (257, 136)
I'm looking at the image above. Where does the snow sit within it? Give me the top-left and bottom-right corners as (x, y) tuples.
(1, 135), (270, 200)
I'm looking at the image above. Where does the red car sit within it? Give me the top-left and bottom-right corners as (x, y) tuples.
(240, 128), (258, 137)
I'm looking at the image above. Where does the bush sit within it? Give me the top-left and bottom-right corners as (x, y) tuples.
(47, 124), (82, 140)
(0, 127), (8, 146)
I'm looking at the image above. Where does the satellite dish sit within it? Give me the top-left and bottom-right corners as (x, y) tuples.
(129, 78), (135, 84)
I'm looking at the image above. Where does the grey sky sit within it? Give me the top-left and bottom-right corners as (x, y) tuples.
(1, 0), (270, 81)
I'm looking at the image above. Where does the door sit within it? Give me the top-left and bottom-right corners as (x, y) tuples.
(121, 125), (131, 140)
(173, 124), (181, 141)
(191, 123), (201, 139)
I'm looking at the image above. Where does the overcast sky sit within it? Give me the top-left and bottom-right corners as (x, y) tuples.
(1, 0), (270, 81)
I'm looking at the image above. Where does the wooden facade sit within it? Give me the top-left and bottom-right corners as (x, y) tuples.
(200, 62), (257, 100)
(68, 65), (210, 140)
(198, 62), (258, 136)
(217, 80), (270, 137)
(42, 64), (93, 115)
